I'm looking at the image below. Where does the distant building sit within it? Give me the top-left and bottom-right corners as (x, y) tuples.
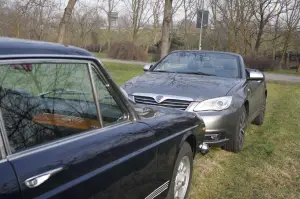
(108, 12), (118, 27)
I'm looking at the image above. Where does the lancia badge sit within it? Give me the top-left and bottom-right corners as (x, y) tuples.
(155, 95), (164, 103)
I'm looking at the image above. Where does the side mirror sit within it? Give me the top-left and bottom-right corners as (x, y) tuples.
(143, 63), (154, 72)
(247, 70), (264, 80)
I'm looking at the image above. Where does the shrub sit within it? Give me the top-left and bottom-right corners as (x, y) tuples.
(108, 41), (147, 61)
(83, 44), (101, 52)
(243, 56), (280, 71)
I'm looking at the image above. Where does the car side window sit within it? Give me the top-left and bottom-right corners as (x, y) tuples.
(91, 68), (126, 126)
(0, 62), (101, 154)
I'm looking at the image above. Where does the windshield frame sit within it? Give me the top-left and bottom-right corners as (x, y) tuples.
(149, 51), (243, 79)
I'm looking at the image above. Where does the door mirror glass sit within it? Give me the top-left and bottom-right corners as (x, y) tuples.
(247, 70), (264, 80)
(143, 64), (153, 72)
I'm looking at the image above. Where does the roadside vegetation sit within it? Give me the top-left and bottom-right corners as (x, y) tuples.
(266, 69), (300, 76)
(103, 62), (300, 199)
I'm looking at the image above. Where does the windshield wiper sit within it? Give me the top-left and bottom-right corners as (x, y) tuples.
(181, 72), (216, 76)
(152, 70), (177, 73)
(38, 88), (89, 98)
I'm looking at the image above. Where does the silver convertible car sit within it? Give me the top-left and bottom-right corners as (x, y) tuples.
(121, 50), (267, 152)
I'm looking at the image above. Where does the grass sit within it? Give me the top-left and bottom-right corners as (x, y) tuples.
(103, 62), (300, 199)
(102, 62), (143, 85)
(190, 83), (300, 199)
(96, 52), (157, 62)
(94, 52), (108, 59)
(266, 69), (300, 76)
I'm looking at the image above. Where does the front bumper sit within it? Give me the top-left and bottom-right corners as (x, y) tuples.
(195, 106), (241, 147)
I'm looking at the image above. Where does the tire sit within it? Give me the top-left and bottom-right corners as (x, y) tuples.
(252, 97), (266, 126)
(224, 106), (247, 153)
(166, 142), (193, 199)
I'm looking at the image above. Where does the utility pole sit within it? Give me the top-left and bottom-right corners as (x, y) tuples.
(199, 0), (204, 50)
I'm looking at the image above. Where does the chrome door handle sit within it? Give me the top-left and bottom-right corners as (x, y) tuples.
(24, 167), (63, 188)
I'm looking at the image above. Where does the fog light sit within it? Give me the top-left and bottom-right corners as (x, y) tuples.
(199, 143), (210, 155)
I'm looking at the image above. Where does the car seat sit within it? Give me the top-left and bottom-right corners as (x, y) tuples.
(200, 62), (215, 75)
(222, 62), (238, 77)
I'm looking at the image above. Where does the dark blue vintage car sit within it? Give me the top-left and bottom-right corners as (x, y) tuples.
(0, 37), (208, 199)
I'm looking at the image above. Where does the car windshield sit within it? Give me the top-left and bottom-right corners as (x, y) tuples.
(152, 51), (241, 78)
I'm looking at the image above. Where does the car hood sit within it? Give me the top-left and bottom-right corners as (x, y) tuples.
(122, 72), (242, 101)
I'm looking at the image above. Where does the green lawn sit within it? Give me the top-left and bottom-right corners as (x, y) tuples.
(103, 62), (143, 85)
(266, 69), (300, 76)
(103, 62), (300, 199)
(96, 52), (157, 62)
(94, 52), (108, 59)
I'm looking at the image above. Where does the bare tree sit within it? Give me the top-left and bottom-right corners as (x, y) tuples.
(251, 0), (281, 56)
(182, 0), (198, 48)
(57, 0), (78, 43)
(161, 0), (173, 58)
(124, 0), (152, 42)
(71, 7), (104, 47)
(151, 0), (163, 45)
(100, 0), (122, 50)
(209, 0), (219, 50)
(279, 0), (300, 67)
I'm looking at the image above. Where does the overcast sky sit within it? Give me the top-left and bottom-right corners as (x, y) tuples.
(58, 0), (209, 23)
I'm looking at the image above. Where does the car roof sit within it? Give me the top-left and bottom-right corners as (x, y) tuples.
(0, 37), (94, 57)
(170, 50), (241, 57)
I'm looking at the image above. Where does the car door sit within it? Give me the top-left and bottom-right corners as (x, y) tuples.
(0, 132), (21, 199)
(246, 71), (265, 120)
(0, 59), (158, 199)
(90, 65), (159, 199)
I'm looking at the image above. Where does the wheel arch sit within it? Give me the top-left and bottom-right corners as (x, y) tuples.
(244, 100), (249, 117)
(179, 131), (196, 158)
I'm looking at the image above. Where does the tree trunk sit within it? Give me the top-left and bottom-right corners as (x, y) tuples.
(57, 0), (78, 44)
(254, 20), (265, 55)
(107, 20), (111, 51)
(160, 0), (173, 58)
(280, 31), (292, 69)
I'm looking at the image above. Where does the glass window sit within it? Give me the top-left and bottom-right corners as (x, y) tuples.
(0, 62), (101, 153)
(91, 68), (125, 126)
(152, 51), (241, 78)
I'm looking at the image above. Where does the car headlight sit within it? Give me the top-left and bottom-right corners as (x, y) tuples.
(119, 87), (135, 102)
(194, 96), (232, 111)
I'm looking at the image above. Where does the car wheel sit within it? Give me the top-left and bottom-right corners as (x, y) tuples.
(224, 106), (247, 153)
(166, 142), (193, 199)
(252, 97), (266, 126)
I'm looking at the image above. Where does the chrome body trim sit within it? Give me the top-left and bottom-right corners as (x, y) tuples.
(186, 101), (200, 112)
(87, 63), (104, 127)
(145, 181), (170, 199)
(132, 93), (194, 102)
(25, 167), (64, 188)
(0, 108), (10, 156)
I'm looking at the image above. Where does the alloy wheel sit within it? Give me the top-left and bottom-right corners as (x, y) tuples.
(174, 156), (191, 199)
(238, 111), (246, 149)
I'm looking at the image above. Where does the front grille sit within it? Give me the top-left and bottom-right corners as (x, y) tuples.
(134, 96), (191, 110)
